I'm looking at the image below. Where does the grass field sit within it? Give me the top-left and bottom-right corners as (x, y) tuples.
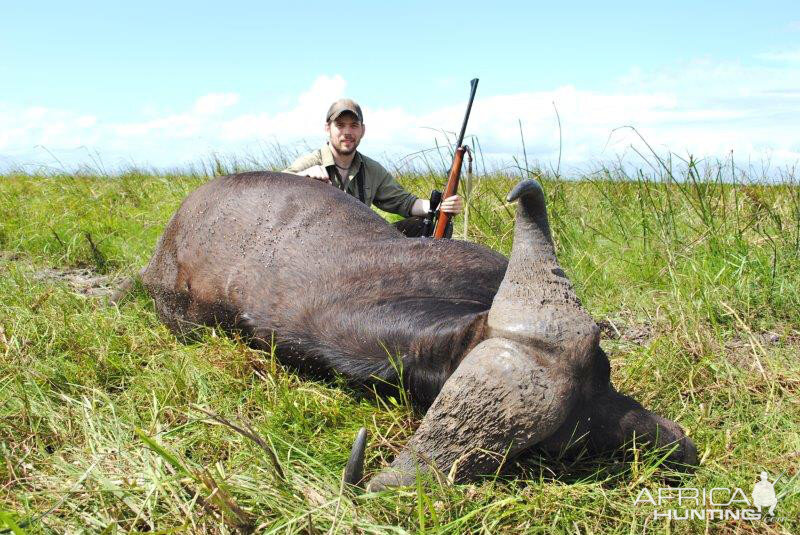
(0, 156), (798, 533)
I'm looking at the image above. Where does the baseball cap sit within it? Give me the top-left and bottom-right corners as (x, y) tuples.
(326, 98), (363, 123)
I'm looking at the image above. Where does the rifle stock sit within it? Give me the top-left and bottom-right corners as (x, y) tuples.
(433, 147), (465, 239)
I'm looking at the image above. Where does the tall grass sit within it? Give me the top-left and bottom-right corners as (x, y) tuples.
(0, 154), (798, 533)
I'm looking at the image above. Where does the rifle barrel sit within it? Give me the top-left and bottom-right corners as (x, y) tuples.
(455, 78), (479, 148)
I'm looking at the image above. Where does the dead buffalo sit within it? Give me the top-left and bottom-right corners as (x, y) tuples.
(140, 171), (697, 490)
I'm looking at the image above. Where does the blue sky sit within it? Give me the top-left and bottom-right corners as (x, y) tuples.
(2, 1), (798, 172)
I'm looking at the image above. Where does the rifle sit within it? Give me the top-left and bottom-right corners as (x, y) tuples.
(423, 78), (479, 239)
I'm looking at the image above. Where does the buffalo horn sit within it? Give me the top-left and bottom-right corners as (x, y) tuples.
(343, 427), (368, 487)
(487, 179), (598, 349)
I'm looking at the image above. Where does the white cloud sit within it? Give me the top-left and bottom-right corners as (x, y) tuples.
(218, 75), (346, 141)
(0, 105), (100, 156)
(755, 48), (800, 63)
(1, 63), (798, 174)
(112, 93), (241, 138)
(193, 93), (239, 115)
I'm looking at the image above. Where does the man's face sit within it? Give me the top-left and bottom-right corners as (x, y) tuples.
(325, 113), (365, 156)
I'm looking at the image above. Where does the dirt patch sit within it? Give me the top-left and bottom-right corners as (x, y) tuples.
(724, 330), (794, 371)
(787, 330), (800, 349)
(596, 318), (654, 346)
(0, 250), (24, 263)
(33, 267), (116, 297)
(725, 331), (781, 350)
(596, 319), (620, 340)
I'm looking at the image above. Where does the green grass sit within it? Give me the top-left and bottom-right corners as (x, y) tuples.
(0, 159), (798, 533)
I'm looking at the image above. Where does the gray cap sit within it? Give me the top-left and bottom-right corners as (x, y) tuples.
(326, 98), (363, 123)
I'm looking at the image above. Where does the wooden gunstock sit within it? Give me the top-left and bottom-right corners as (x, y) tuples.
(433, 146), (466, 239)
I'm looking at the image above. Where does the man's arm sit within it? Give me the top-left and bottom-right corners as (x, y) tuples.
(373, 171), (463, 217)
(372, 170), (419, 217)
(410, 198), (429, 216)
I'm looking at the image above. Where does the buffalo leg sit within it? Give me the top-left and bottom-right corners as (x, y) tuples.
(392, 216), (427, 237)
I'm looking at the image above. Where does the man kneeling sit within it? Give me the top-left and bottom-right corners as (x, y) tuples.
(284, 98), (462, 237)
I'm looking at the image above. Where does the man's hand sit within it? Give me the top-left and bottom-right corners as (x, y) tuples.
(440, 195), (463, 215)
(301, 165), (331, 184)
(410, 195), (464, 217)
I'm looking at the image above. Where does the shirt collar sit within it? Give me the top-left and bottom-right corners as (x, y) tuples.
(322, 143), (363, 179)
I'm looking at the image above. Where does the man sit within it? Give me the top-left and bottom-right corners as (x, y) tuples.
(283, 98), (463, 237)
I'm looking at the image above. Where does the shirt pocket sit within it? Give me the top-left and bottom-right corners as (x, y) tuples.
(362, 183), (374, 205)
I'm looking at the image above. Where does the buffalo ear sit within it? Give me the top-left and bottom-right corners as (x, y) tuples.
(585, 389), (698, 468)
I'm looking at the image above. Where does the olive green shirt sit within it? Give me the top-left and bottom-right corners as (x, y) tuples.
(283, 144), (418, 217)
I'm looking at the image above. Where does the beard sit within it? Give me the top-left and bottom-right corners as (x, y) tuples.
(332, 137), (359, 155)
